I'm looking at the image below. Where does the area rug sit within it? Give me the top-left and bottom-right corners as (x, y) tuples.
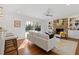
(52, 39), (78, 55)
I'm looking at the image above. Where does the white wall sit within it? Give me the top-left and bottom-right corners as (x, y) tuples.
(0, 10), (45, 39)
(24, 16), (48, 33)
(0, 13), (26, 39)
(2, 4), (79, 39)
(40, 19), (50, 32)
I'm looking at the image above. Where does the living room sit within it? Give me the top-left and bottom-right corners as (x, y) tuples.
(0, 4), (79, 55)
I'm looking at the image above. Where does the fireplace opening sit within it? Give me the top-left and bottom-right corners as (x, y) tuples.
(56, 28), (64, 34)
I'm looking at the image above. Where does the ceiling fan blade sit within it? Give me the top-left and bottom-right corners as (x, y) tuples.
(44, 8), (53, 17)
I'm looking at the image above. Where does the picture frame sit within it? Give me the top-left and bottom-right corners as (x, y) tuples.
(14, 20), (21, 28)
(0, 7), (3, 17)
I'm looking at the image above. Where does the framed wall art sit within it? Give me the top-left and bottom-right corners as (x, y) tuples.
(14, 20), (21, 28)
(0, 7), (3, 17)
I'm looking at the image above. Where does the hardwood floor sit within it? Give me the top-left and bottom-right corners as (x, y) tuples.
(5, 39), (57, 55)
(5, 38), (79, 55)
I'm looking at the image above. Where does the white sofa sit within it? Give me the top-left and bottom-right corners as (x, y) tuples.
(27, 31), (60, 52)
(27, 31), (78, 54)
(68, 30), (79, 39)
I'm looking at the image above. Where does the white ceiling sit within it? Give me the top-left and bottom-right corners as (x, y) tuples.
(1, 4), (79, 20)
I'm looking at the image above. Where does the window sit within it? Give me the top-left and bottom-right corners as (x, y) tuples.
(25, 21), (34, 31)
(25, 21), (41, 31)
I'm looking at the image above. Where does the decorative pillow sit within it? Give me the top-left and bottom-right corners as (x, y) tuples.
(55, 36), (61, 39)
(55, 34), (61, 39)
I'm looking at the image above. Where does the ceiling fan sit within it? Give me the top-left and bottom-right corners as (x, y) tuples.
(44, 8), (53, 17)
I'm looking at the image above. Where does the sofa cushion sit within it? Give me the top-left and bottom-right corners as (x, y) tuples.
(29, 31), (49, 39)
